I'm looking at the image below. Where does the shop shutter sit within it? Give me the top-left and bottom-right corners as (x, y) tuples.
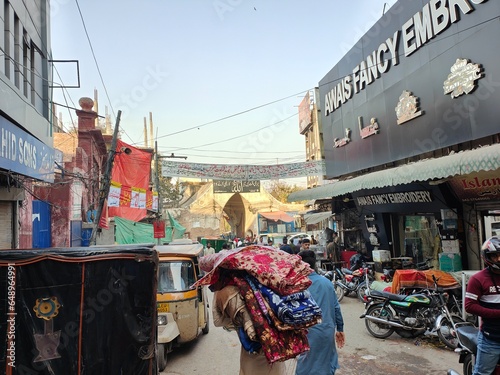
(0, 202), (13, 249)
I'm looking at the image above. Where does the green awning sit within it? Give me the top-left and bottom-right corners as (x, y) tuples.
(288, 143), (500, 202)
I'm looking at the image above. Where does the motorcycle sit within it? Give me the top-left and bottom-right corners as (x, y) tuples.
(447, 322), (500, 375)
(323, 266), (346, 303)
(361, 275), (464, 349)
(327, 263), (374, 302)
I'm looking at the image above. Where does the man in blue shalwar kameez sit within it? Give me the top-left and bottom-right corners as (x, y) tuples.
(296, 250), (345, 375)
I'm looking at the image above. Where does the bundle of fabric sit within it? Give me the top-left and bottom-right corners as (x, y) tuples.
(199, 245), (321, 364)
(196, 245), (313, 295)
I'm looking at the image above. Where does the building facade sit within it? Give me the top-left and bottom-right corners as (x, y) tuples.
(289, 0), (500, 271)
(0, 1), (54, 248)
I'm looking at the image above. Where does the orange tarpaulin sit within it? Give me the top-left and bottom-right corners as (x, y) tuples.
(391, 269), (460, 294)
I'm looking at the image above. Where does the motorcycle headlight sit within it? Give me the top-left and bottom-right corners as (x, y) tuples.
(158, 315), (167, 326)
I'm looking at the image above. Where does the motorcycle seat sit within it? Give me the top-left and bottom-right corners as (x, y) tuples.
(456, 324), (479, 355)
(369, 289), (408, 302)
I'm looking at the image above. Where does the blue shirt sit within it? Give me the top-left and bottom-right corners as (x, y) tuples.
(296, 272), (344, 375)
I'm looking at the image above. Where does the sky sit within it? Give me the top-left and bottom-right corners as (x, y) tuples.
(49, 0), (397, 186)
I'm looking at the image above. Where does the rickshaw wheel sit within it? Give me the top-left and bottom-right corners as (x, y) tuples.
(157, 343), (167, 372)
(202, 312), (210, 334)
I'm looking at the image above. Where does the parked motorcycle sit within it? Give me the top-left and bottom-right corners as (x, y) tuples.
(329, 263), (374, 302)
(324, 266), (345, 303)
(361, 275), (464, 349)
(447, 322), (500, 375)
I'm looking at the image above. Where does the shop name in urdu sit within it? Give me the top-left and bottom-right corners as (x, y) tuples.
(356, 191), (433, 206)
(324, 0), (487, 115)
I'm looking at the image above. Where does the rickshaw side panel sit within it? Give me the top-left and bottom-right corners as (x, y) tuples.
(0, 246), (158, 375)
(155, 240), (210, 348)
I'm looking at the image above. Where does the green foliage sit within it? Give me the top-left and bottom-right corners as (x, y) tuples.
(159, 176), (182, 208)
(267, 180), (304, 203)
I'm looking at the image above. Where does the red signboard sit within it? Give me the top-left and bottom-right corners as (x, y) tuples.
(448, 171), (500, 202)
(153, 220), (165, 238)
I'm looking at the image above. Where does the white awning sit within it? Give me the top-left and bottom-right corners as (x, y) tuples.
(288, 143), (500, 202)
(303, 212), (334, 225)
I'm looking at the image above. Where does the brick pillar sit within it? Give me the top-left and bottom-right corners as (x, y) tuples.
(76, 97), (97, 130)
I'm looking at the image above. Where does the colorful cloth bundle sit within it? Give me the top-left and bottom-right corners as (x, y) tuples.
(256, 281), (322, 326)
(196, 245), (312, 295)
(203, 245), (321, 364)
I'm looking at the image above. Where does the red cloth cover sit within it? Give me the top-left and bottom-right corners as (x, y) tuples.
(108, 140), (152, 222)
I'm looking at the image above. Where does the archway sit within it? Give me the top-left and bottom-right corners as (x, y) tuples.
(222, 194), (246, 238)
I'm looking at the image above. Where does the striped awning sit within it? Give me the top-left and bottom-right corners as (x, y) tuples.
(288, 143), (500, 202)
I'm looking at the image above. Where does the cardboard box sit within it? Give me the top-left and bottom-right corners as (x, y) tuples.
(372, 250), (391, 262)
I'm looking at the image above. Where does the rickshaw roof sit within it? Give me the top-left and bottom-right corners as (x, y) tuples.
(155, 239), (204, 257)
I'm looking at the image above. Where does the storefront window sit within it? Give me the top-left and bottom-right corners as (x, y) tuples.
(402, 215), (441, 265)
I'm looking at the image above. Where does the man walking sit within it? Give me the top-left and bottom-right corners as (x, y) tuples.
(465, 237), (500, 375)
(296, 250), (345, 375)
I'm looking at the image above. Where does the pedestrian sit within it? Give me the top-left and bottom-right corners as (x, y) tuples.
(300, 238), (311, 251)
(205, 242), (215, 256)
(311, 235), (318, 245)
(279, 238), (293, 254)
(465, 236), (500, 375)
(212, 284), (287, 375)
(296, 250), (345, 375)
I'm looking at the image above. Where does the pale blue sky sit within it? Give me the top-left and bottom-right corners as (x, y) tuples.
(50, 0), (397, 181)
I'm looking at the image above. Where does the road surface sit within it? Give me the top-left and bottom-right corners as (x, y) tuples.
(162, 289), (461, 375)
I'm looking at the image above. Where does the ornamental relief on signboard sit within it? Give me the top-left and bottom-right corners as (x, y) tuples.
(333, 127), (351, 148)
(395, 90), (423, 125)
(358, 116), (380, 139)
(443, 58), (483, 99)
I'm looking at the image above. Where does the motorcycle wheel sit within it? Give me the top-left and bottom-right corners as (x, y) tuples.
(364, 304), (395, 339)
(438, 314), (465, 350)
(357, 281), (372, 303)
(334, 281), (345, 302)
(462, 353), (473, 375)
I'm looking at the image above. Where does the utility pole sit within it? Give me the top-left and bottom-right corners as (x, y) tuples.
(155, 141), (162, 245)
(90, 110), (122, 245)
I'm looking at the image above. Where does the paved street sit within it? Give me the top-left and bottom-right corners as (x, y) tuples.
(163, 289), (461, 375)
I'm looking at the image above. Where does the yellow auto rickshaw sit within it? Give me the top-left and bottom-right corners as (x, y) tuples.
(155, 239), (210, 371)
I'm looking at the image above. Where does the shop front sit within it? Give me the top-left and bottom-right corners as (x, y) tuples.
(351, 183), (461, 270)
(288, 0), (500, 270)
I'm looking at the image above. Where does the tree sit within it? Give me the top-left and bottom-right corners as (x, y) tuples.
(159, 176), (183, 208)
(266, 180), (304, 203)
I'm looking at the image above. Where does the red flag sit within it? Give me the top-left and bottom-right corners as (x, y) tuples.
(108, 140), (152, 222)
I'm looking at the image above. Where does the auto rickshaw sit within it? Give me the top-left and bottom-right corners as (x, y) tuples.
(155, 239), (210, 371)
